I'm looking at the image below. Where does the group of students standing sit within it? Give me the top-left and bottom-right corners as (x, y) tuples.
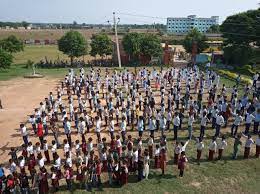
(0, 66), (259, 193)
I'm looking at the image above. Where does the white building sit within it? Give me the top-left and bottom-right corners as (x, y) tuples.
(167, 15), (219, 34)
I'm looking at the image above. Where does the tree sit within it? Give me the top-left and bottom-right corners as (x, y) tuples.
(220, 8), (260, 65)
(140, 34), (162, 58)
(183, 28), (209, 54)
(206, 25), (220, 33)
(122, 33), (142, 61)
(58, 31), (88, 65)
(0, 35), (24, 53)
(21, 21), (29, 28)
(220, 13), (255, 45)
(0, 49), (13, 69)
(90, 33), (113, 59)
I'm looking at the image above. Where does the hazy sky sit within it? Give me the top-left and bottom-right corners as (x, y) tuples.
(0, 0), (258, 24)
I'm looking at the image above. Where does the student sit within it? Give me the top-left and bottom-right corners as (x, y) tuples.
(196, 137), (204, 165)
(154, 144), (160, 169)
(215, 112), (225, 137)
(232, 135), (242, 159)
(39, 167), (49, 194)
(208, 137), (217, 161)
(242, 134), (254, 159)
(95, 116), (101, 140)
(231, 111), (243, 137)
(20, 124), (28, 145)
(187, 113), (194, 140)
(200, 112), (209, 139)
(43, 140), (50, 164)
(173, 112), (180, 140)
(256, 133), (260, 158)
(29, 115), (37, 134)
(244, 111), (255, 135)
(137, 116), (144, 137)
(121, 160), (128, 185)
(148, 116), (156, 137)
(217, 136), (227, 160)
(64, 165), (73, 191)
(64, 117), (72, 147)
(137, 157), (144, 181)
(147, 135), (154, 158)
(107, 158), (113, 186)
(253, 109), (260, 134)
(143, 150), (150, 180)
(121, 116), (127, 144)
(96, 159), (102, 188)
(0, 99), (3, 109)
(178, 151), (188, 177)
(160, 148), (167, 175)
(174, 142), (181, 165)
(109, 116), (115, 138)
(51, 167), (59, 192)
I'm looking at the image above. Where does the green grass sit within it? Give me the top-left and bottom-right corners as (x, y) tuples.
(13, 45), (69, 64)
(55, 128), (260, 194)
(0, 64), (70, 81)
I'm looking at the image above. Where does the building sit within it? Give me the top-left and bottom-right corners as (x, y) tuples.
(167, 15), (219, 34)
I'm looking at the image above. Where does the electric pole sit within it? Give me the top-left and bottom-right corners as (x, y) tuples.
(113, 12), (122, 68)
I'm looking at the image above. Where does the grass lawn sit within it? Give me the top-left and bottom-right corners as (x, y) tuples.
(55, 127), (260, 194)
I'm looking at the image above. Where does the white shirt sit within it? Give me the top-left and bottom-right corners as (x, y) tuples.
(201, 116), (208, 127)
(64, 143), (70, 153)
(95, 119), (101, 133)
(121, 121), (126, 132)
(245, 138), (254, 148)
(21, 126), (27, 136)
(10, 162), (16, 173)
(51, 144), (57, 153)
(245, 113), (255, 124)
(216, 115), (225, 126)
(233, 115), (243, 126)
(173, 116), (180, 126)
(209, 141), (217, 152)
(188, 116), (194, 126)
(109, 120), (115, 132)
(196, 142), (204, 150)
(27, 145), (34, 155)
(39, 158), (46, 168)
(181, 141), (189, 152)
(54, 157), (61, 169)
(79, 121), (86, 134)
(218, 140), (227, 149)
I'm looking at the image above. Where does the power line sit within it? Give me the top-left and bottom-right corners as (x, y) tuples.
(117, 12), (167, 20)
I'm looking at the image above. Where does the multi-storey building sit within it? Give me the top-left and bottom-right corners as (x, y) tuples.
(167, 15), (219, 34)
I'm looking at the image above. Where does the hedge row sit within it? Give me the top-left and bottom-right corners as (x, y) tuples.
(217, 69), (252, 85)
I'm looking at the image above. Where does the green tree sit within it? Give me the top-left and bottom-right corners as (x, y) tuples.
(183, 29), (209, 54)
(90, 33), (113, 59)
(58, 31), (88, 65)
(0, 49), (13, 69)
(220, 13), (255, 45)
(220, 8), (260, 65)
(206, 24), (220, 33)
(140, 34), (162, 58)
(21, 21), (29, 28)
(0, 35), (24, 53)
(122, 33), (142, 61)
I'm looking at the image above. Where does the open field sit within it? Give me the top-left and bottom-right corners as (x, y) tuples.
(0, 66), (259, 194)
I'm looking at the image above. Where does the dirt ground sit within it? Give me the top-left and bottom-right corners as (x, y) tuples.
(0, 77), (60, 161)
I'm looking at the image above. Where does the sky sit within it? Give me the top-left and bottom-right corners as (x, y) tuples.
(0, 0), (258, 24)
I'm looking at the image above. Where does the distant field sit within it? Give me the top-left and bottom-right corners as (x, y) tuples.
(13, 45), (95, 64)
(0, 29), (101, 41)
